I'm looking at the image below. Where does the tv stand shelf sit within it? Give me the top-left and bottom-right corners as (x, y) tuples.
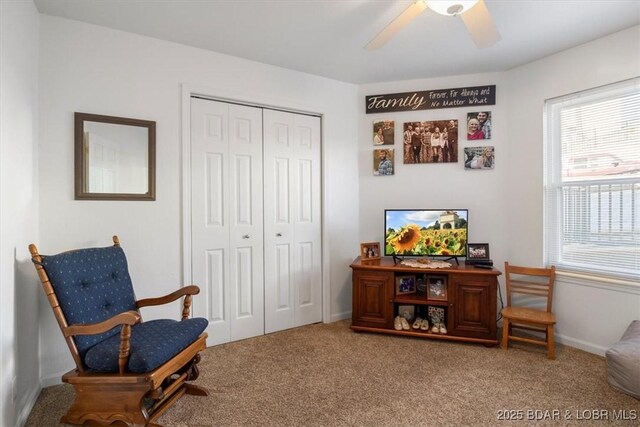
(350, 257), (502, 346)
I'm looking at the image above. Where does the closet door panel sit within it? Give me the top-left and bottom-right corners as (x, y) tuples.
(264, 110), (322, 333)
(264, 109), (295, 333)
(228, 104), (264, 341)
(191, 98), (231, 345)
(292, 114), (322, 327)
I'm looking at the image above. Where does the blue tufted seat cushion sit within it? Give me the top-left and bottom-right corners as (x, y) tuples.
(40, 246), (138, 354)
(84, 318), (209, 373)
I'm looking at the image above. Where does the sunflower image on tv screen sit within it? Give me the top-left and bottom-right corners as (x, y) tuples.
(385, 209), (468, 257)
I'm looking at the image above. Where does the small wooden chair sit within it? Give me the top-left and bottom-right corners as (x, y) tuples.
(501, 262), (557, 359)
(30, 236), (209, 426)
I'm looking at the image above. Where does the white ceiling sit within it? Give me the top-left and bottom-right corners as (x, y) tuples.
(34, 0), (640, 84)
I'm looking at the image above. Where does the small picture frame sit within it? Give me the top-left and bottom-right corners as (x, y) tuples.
(467, 111), (492, 140)
(467, 243), (490, 260)
(373, 120), (395, 146)
(396, 275), (416, 295)
(398, 305), (415, 321)
(373, 148), (394, 176)
(464, 146), (494, 170)
(427, 276), (447, 301)
(360, 242), (381, 261)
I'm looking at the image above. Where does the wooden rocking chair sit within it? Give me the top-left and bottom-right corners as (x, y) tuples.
(29, 236), (209, 426)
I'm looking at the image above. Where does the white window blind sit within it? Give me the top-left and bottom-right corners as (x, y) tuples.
(544, 78), (640, 281)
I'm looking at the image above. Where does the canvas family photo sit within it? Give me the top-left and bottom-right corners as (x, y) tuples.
(464, 146), (495, 170)
(467, 111), (492, 140)
(373, 148), (394, 176)
(403, 120), (458, 164)
(373, 120), (395, 146)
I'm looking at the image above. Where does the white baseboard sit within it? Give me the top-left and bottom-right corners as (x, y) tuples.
(40, 372), (64, 388)
(498, 320), (608, 357)
(329, 311), (351, 323)
(555, 333), (608, 357)
(15, 383), (41, 427)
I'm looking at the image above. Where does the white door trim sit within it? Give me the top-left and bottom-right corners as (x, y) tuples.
(181, 83), (331, 326)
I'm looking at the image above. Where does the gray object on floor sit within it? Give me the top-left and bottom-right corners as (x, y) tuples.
(606, 320), (640, 399)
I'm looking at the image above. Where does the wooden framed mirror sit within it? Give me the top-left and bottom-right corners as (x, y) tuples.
(75, 112), (156, 200)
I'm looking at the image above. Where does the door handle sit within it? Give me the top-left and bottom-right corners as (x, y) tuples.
(242, 234), (250, 239)
(276, 233), (283, 237)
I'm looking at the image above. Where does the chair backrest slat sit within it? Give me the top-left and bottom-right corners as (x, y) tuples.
(505, 262), (556, 312)
(509, 286), (549, 297)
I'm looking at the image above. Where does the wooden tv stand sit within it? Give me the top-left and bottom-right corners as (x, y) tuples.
(350, 257), (501, 345)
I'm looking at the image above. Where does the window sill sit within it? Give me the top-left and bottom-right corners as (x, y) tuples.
(556, 270), (640, 295)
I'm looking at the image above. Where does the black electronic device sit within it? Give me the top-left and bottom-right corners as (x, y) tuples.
(384, 209), (468, 262)
(465, 259), (493, 266)
(474, 264), (493, 269)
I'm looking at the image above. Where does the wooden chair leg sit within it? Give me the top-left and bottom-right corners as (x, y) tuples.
(501, 318), (510, 350)
(547, 324), (556, 360)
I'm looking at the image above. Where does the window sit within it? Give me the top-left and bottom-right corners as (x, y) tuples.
(544, 78), (639, 281)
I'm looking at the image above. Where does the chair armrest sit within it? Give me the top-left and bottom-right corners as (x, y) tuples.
(63, 310), (141, 337)
(64, 310), (141, 375)
(136, 285), (200, 320)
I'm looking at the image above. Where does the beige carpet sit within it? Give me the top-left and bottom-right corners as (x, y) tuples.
(26, 320), (638, 426)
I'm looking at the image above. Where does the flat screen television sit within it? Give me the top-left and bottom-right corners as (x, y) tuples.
(384, 209), (468, 257)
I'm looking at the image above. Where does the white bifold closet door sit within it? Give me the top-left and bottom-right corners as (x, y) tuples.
(190, 97), (321, 346)
(191, 98), (264, 345)
(263, 110), (322, 334)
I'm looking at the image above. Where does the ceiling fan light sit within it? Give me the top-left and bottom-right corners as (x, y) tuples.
(427, 0), (479, 16)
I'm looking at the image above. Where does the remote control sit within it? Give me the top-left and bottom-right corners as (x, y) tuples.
(475, 264), (492, 269)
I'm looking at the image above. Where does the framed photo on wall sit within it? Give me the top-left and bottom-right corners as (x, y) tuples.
(402, 120), (458, 164)
(467, 111), (492, 140)
(467, 243), (490, 261)
(360, 242), (381, 261)
(464, 146), (494, 170)
(373, 148), (394, 176)
(373, 120), (395, 146)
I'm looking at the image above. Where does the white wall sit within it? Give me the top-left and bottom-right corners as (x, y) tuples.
(358, 71), (510, 287)
(505, 25), (640, 355)
(0, 0), (41, 425)
(358, 26), (640, 356)
(38, 15), (359, 381)
(25, 8), (640, 405)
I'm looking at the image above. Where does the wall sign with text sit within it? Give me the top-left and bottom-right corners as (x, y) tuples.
(365, 85), (496, 114)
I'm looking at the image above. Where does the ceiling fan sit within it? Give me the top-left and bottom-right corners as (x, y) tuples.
(366, 0), (500, 50)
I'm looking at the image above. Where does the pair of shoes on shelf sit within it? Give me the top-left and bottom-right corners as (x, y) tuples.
(431, 322), (447, 334)
(394, 316), (402, 330)
(412, 317), (429, 331)
(394, 316), (410, 331)
(412, 317), (423, 329)
(401, 317), (410, 330)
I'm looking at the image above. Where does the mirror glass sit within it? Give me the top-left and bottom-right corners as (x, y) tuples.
(75, 113), (155, 200)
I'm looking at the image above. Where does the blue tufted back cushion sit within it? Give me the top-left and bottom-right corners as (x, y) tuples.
(40, 246), (138, 355)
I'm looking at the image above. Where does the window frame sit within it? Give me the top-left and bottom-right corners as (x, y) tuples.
(543, 78), (639, 282)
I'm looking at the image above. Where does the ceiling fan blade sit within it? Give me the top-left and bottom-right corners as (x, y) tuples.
(365, 1), (428, 51)
(459, 0), (501, 49)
